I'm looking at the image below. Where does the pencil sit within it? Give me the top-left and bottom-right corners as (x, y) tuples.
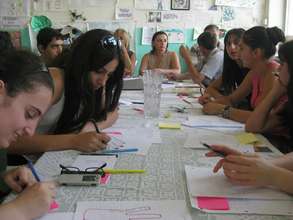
(103, 169), (145, 174)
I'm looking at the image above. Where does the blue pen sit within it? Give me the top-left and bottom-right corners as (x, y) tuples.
(101, 148), (138, 154)
(26, 159), (41, 182)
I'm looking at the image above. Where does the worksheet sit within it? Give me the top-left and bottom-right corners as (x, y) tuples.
(74, 200), (192, 220)
(185, 166), (292, 200)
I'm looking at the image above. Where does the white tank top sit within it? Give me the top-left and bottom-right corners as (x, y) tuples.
(36, 92), (65, 134)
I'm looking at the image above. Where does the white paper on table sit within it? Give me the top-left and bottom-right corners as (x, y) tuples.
(182, 115), (244, 130)
(119, 98), (144, 106)
(190, 194), (293, 215)
(185, 165), (293, 200)
(119, 99), (132, 106)
(37, 212), (74, 220)
(74, 200), (192, 220)
(184, 130), (254, 153)
(102, 128), (154, 155)
(162, 83), (176, 89)
(72, 155), (117, 171)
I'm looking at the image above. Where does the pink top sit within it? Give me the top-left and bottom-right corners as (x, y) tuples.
(250, 61), (279, 109)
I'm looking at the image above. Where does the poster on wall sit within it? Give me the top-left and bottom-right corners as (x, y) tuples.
(142, 26), (157, 45)
(158, 28), (185, 43)
(0, 16), (28, 29)
(42, 0), (65, 11)
(171, 0), (190, 10)
(161, 11), (180, 22)
(135, 0), (170, 10)
(190, 0), (208, 10)
(0, 0), (30, 16)
(115, 7), (133, 20)
(215, 0), (256, 8)
(148, 11), (162, 23)
(88, 21), (136, 48)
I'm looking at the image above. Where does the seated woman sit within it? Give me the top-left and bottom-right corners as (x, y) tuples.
(199, 28), (249, 106)
(9, 29), (124, 154)
(206, 41), (293, 191)
(114, 28), (136, 77)
(139, 31), (180, 76)
(0, 50), (56, 219)
(245, 41), (293, 147)
(202, 26), (285, 123)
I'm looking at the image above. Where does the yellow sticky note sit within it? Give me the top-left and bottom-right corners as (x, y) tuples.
(158, 122), (181, 129)
(235, 132), (259, 145)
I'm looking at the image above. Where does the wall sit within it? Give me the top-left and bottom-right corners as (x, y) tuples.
(9, 0), (269, 75)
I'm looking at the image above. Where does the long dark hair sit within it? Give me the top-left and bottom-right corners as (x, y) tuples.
(242, 26), (285, 59)
(222, 28), (248, 94)
(54, 29), (124, 134)
(279, 41), (293, 139)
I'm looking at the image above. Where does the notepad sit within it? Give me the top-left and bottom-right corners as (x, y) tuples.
(158, 122), (181, 129)
(235, 132), (259, 145)
(182, 115), (244, 130)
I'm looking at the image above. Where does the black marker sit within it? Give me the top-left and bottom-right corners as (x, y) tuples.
(201, 142), (227, 157)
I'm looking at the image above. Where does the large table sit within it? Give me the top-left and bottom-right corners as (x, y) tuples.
(28, 85), (292, 220)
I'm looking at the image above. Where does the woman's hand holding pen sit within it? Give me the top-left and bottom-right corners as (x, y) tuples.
(205, 145), (242, 172)
(198, 93), (212, 105)
(3, 166), (35, 193)
(71, 131), (110, 152)
(12, 181), (56, 220)
(205, 145), (276, 187)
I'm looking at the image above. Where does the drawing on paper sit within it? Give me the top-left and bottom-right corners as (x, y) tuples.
(83, 206), (162, 220)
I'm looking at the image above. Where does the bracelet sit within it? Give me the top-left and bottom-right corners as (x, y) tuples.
(221, 105), (231, 119)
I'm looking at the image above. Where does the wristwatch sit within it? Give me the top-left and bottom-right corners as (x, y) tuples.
(221, 105), (231, 119)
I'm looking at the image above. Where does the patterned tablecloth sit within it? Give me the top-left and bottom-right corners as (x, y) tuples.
(31, 88), (292, 220)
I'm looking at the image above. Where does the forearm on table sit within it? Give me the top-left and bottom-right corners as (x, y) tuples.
(272, 153), (293, 171)
(272, 166), (293, 194)
(0, 201), (29, 220)
(228, 107), (252, 124)
(8, 134), (77, 154)
(206, 87), (223, 99)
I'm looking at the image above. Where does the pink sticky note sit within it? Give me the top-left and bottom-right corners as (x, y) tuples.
(100, 174), (111, 184)
(196, 197), (230, 210)
(49, 200), (59, 211)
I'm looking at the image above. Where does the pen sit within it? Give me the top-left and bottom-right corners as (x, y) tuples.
(132, 101), (144, 104)
(26, 158), (41, 182)
(80, 153), (118, 157)
(182, 98), (192, 105)
(26, 158), (59, 211)
(89, 119), (100, 133)
(201, 142), (227, 157)
(100, 148), (138, 154)
(103, 169), (145, 174)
